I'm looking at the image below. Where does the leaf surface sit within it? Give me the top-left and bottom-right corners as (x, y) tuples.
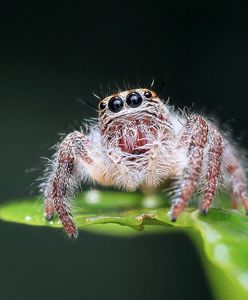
(1, 191), (248, 300)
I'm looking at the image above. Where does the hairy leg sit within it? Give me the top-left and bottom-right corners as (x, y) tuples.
(43, 131), (94, 239)
(226, 153), (248, 212)
(170, 115), (209, 221)
(200, 131), (223, 214)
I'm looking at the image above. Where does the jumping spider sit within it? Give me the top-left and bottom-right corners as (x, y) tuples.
(42, 88), (248, 239)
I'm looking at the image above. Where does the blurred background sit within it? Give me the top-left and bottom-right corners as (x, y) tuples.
(0, 0), (247, 299)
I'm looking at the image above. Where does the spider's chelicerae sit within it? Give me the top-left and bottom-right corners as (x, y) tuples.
(42, 88), (248, 239)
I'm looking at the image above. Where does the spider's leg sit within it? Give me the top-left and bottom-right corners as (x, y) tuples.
(145, 142), (160, 186)
(170, 115), (209, 221)
(199, 131), (223, 214)
(43, 131), (94, 239)
(225, 153), (248, 212)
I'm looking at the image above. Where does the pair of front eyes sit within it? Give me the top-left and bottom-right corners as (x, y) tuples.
(99, 90), (153, 113)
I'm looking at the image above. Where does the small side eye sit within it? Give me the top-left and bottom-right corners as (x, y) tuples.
(126, 92), (143, 108)
(144, 90), (152, 99)
(108, 96), (124, 113)
(99, 101), (107, 110)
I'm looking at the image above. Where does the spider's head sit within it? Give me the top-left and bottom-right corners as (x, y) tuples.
(98, 88), (166, 128)
(98, 88), (170, 153)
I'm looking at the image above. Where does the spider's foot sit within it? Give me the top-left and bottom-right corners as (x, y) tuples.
(169, 203), (184, 222)
(70, 231), (78, 240)
(45, 212), (55, 221)
(44, 204), (55, 220)
(170, 215), (177, 222)
(67, 228), (79, 240)
(168, 209), (177, 222)
(64, 220), (79, 239)
(199, 208), (208, 216)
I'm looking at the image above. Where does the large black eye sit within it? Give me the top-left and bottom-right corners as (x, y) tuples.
(99, 101), (106, 110)
(108, 96), (124, 113)
(126, 92), (143, 108)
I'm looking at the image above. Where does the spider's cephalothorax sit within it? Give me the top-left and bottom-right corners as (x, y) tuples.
(42, 88), (248, 238)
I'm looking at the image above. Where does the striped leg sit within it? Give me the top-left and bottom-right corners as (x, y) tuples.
(170, 115), (209, 221)
(43, 131), (93, 239)
(200, 131), (223, 214)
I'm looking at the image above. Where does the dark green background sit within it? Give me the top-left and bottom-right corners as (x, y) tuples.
(1, 1), (247, 299)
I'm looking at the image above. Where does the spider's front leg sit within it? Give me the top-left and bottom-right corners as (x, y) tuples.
(200, 130), (223, 214)
(170, 115), (209, 221)
(43, 131), (94, 239)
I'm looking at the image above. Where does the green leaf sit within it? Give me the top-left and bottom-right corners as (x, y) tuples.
(1, 191), (248, 300)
